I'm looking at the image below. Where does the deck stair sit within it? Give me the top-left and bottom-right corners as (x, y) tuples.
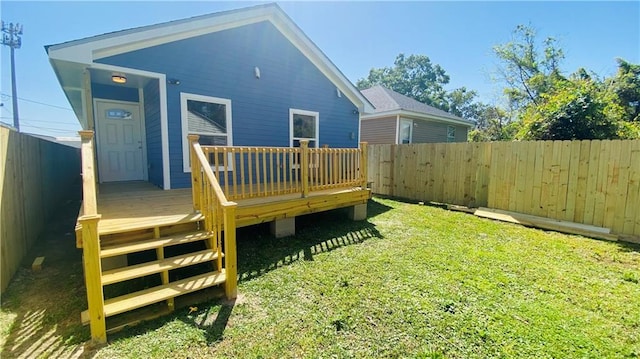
(80, 220), (227, 326)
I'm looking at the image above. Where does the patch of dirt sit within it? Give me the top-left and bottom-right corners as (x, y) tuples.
(0, 187), (97, 358)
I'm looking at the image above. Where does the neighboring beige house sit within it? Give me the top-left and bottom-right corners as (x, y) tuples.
(360, 85), (474, 144)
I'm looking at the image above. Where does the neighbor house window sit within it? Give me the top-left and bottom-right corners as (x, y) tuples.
(399, 119), (413, 144)
(181, 93), (233, 172)
(290, 109), (319, 148)
(447, 126), (456, 142)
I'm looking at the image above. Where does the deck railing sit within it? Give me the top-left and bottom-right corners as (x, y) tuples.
(188, 135), (238, 300)
(77, 130), (107, 344)
(196, 140), (368, 200)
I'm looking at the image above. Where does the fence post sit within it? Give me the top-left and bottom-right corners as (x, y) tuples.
(360, 142), (368, 188)
(188, 134), (201, 211)
(300, 140), (309, 197)
(223, 203), (238, 299)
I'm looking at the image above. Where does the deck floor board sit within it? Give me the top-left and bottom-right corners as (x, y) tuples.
(92, 181), (369, 235)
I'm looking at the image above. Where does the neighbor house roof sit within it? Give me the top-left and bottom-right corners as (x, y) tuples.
(46, 3), (374, 115)
(360, 85), (474, 127)
(187, 111), (226, 135)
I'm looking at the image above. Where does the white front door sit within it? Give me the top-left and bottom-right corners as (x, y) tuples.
(96, 100), (146, 182)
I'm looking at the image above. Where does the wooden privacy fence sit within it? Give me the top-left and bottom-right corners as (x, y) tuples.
(1, 126), (81, 292)
(368, 140), (640, 238)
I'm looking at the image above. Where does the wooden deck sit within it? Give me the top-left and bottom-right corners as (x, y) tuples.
(92, 181), (370, 236)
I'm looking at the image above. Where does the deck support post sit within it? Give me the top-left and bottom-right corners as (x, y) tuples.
(270, 217), (295, 238)
(79, 214), (106, 345)
(300, 140), (309, 197)
(188, 134), (201, 211)
(360, 142), (368, 189)
(223, 203), (238, 300)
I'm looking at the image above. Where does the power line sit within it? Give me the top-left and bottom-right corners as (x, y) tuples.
(19, 123), (79, 134)
(0, 92), (73, 111)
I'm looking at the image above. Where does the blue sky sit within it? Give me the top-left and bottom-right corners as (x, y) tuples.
(1, 1), (638, 137)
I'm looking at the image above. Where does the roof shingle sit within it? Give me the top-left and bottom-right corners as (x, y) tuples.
(361, 85), (472, 124)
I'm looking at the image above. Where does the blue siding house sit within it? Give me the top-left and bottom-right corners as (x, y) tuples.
(46, 3), (373, 189)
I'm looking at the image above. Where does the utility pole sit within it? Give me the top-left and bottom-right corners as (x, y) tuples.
(1, 21), (22, 132)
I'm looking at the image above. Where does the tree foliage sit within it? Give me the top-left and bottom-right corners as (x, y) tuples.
(357, 54), (451, 110)
(493, 24), (564, 110)
(493, 25), (640, 141)
(355, 25), (640, 142)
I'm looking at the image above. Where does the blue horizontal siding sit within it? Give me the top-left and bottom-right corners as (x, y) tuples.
(143, 79), (163, 188)
(97, 20), (359, 188)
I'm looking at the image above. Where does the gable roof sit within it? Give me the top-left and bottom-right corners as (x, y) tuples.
(360, 85), (474, 126)
(46, 3), (373, 114)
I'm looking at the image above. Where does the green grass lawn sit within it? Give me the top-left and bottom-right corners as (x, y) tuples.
(2, 197), (639, 358)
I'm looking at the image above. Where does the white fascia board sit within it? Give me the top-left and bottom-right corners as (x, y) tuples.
(362, 109), (475, 127)
(270, 13), (374, 114)
(47, 8), (272, 63)
(46, 5), (374, 114)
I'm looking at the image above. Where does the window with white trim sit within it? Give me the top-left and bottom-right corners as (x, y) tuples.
(399, 119), (413, 144)
(447, 125), (456, 142)
(181, 93), (232, 172)
(290, 109), (319, 148)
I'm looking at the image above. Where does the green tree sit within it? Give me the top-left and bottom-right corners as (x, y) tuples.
(357, 54), (451, 110)
(609, 58), (640, 122)
(493, 24), (564, 110)
(517, 77), (621, 140)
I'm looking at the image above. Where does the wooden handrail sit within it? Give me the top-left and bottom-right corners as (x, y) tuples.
(188, 135), (237, 300)
(78, 130), (106, 344)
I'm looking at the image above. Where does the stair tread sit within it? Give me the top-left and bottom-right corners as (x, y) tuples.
(82, 270), (226, 323)
(102, 249), (220, 285)
(101, 230), (213, 258)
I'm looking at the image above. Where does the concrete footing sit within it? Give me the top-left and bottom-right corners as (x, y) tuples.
(270, 217), (295, 238)
(348, 203), (367, 221)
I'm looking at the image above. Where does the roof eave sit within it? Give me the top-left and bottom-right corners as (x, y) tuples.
(362, 109), (475, 127)
(46, 3), (374, 113)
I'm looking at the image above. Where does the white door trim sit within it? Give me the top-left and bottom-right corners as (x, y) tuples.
(90, 63), (170, 189)
(93, 98), (148, 183)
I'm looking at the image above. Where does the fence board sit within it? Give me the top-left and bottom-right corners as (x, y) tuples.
(1, 127), (80, 292)
(368, 139), (640, 240)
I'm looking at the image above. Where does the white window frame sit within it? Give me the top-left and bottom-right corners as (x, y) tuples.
(399, 119), (413, 144)
(289, 108), (319, 148)
(447, 125), (456, 143)
(181, 92), (233, 172)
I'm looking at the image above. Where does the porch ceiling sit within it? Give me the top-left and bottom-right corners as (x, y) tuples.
(49, 59), (153, 128)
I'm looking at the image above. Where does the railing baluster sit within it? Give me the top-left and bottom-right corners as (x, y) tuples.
(239, 147), (245, 199)
(276, 148), (281, 194)
(248, 148), (254, 198)
(262, 148), (267, 197)
(231, 148), (238, 199)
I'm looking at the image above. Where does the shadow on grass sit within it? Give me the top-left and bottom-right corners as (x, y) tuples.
(236, 199), (389, 283)
(0, 183), (90, 359)
(0, 198), (393, 354)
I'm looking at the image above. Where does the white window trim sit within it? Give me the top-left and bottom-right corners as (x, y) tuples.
(181, 92), (233, 173)
(447, 125), (456, 142)
(399, 119), (413, 144)
(289, 108), (319, 148)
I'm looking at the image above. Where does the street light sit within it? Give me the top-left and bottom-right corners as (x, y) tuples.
(1, 20), (23, 131)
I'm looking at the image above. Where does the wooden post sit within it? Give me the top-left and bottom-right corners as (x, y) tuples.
(360, 142), (368, 188)
(223, 203), (238, 300)
(188, 135), (201, 211)
(83, 70), (99, 193)
(300, 140), (309, 197)
(79, 214), (106, 345)
(78, 131), (98, 215)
